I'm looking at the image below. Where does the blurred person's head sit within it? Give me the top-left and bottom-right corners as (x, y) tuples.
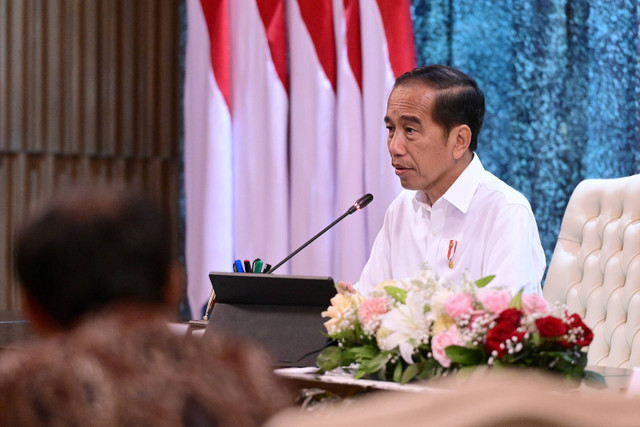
(14, 187), (182, 333)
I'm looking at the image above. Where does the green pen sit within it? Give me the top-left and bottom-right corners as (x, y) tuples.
(253, 259), (264, 273)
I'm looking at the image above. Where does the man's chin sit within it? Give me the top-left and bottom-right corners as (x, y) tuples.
(398, 179), (418, 191)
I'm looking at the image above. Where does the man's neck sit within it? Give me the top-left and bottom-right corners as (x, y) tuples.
(423, 151), (474, 206)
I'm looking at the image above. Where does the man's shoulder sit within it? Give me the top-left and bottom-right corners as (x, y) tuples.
(477, 171), (532, 210)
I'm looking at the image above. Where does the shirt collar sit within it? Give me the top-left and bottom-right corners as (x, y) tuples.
(412, 189), (430, 212)
(411, 154), (484, 214)
(441, 153), (484, 214)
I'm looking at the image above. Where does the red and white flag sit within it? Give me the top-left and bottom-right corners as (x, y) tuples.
(229, 0), (290, 271)
(185, 0), (289, 316)
(185, 0), (415, 316)
(184, 0), (233, 317)
(361, 0), (416, 247)
(287, 0), (337, 277)
(332, 0), (368, 283)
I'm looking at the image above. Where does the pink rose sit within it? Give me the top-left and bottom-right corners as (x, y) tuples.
(478, 289), (511, 314)
(431, 326), (460, 368)
(521, 293), (551, 315)
(444, 293), (474, 319)
(357, 297), (388, 333)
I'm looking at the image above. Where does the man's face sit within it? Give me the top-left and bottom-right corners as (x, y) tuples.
(385, 82), (458, 201)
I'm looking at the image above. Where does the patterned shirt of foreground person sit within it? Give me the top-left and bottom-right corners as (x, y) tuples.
(0, 306), (292, 426)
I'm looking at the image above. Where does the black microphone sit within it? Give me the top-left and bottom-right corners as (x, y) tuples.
(346, 193), (374, 214)
(265, 193), (374, 274)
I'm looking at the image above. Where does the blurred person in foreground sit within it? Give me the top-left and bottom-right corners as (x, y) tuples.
(0, 188), (290, 426)
(266, 369), (640, 427)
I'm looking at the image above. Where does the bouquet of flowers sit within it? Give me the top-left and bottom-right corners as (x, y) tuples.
(317, 269), (597, 384)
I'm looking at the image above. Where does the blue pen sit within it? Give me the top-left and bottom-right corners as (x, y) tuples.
(234, 259), (244, 273)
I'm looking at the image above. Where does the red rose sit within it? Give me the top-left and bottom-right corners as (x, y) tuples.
(485, 322), (525, 358)
(535, 316), (568, 337)
(496, 308), (522, 329)
(566, 313), (594, 346)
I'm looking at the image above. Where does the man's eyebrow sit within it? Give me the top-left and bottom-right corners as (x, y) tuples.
(400, 115), (422, 125)
(384, 115), (422, 125)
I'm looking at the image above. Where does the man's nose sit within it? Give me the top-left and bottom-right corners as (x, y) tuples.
(388, 133), (406, 156)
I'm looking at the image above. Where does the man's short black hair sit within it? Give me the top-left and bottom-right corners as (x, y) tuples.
(14, 188), (174, 327)
(394, 65), (485, 151)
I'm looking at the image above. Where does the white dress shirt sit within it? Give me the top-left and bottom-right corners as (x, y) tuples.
(356, 154), (546, 295)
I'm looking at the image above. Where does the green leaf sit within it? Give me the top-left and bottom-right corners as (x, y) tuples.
(361, 352), (392, 374)
(537, 350), (579, 374)
(582, 370), (607, 389)
(475, 275), (495, 288)
(400, 363), (420, 384)
(340, 348), (357, 365)
(384, 285), (407, 304)
(416, 358), (439, 380)
(508, 289), (523, 310)
(530, 331), (542, 346)
(334, 328), (357, 344)
(316, 346), (342, 372)
(393, 361), (403, 383)
(445, 345), (485, 366)
(349, 345), (378, 361)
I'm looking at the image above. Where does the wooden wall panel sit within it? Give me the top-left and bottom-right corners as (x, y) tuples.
(99, 0), (117, 156)
(83, 1), (99, 155)
(120, 0), (136, 158)
(0, 0), (7, 152)
(44, 0), (63, 153)
(63, 0), (81, 154)
(0, 0), (181, 311)
(26, 0), (44, 153)
(0, 156), (12, 309)
(8, 1), (25, 151)
(158, 0), (179, 160)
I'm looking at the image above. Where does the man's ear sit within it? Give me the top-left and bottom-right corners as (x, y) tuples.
(23, 293), (60, 336)
(163, 262), (185, 312)
(450, 124), (472, 160)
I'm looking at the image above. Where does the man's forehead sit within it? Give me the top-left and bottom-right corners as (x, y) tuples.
(391, 79), (437, 95)
(386, 85), (435, 120)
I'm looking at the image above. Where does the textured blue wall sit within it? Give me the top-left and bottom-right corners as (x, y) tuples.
(412, 0), (640, 273)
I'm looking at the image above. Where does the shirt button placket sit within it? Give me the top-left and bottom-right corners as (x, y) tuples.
(427, 204), (444, 273)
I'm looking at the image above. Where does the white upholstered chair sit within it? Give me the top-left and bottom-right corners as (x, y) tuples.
(544, 174), (640, 367)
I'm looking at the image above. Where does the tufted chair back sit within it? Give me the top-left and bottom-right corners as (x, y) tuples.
(543, 174), (640, 367)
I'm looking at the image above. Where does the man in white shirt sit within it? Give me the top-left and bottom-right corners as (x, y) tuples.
(356, 65), (545, 296)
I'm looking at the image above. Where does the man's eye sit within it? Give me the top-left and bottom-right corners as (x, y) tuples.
(406, 127), (415, 134)
(386, 125), (394, 133)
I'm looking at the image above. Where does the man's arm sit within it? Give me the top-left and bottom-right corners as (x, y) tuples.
(482, 203), (546, 295)
(354, 218), (393, 296)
